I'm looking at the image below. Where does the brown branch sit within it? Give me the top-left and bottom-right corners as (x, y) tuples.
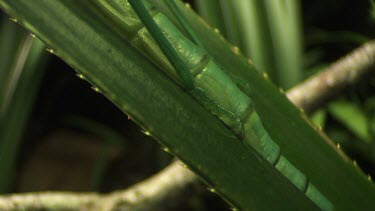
(102, 161), (199, 211)
(0, 162), (199, 211)
(0, 192), (100, 210)
(2, 40), (375, 211)
(287, 40), (375, 114)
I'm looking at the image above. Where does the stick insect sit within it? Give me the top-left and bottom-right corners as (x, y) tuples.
(95, 0), (333, 210)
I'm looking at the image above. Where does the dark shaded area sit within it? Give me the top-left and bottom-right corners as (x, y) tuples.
(18, 54), (169, 191)
(303, 0), (375, 63)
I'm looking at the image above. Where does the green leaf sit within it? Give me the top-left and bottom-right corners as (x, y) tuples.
(0, 0), (318, 209)
(263, 0), (303, 88)
(369, 0), (375, 22)
(194, 0), (226, 40)
(329, 101), (371, 143)
(0, 17), (48, 193)
(310, 109), (327, 129)
(225, 0), (277, 81)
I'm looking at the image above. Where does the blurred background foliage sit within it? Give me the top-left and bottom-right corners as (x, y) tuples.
(0, 0), (375, 210)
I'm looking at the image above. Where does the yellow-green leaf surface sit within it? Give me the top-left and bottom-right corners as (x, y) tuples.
(150, 1), (375, 210)
(0, 0), (319, 210)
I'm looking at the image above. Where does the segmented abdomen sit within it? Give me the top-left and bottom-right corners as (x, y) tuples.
(95, 1), (333, 210)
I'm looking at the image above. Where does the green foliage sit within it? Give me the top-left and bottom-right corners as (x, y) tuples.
(370, 0), (375, 21)
(162, 2), (374, 210)
(196, 0), (303, 88)
(310, 109), (327, 128)
(129, 0), (331, 208)
(329, 101), (371, 143)
(0, 0), (374, 210)
(0, 17), (48, 193)
(0, 0), (319, 209)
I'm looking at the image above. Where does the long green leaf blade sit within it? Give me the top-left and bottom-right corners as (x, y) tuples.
(195, 0), (226, 39)
(228, 0), (277, 81)
(264, 0), (303, 88)
(0, 0), (318, 209)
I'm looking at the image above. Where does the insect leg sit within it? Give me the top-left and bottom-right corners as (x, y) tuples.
(128, 0), (195, 90)
(128, 0), (244, 138)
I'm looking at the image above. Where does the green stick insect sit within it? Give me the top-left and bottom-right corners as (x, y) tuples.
(95, 0), (333, 210)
